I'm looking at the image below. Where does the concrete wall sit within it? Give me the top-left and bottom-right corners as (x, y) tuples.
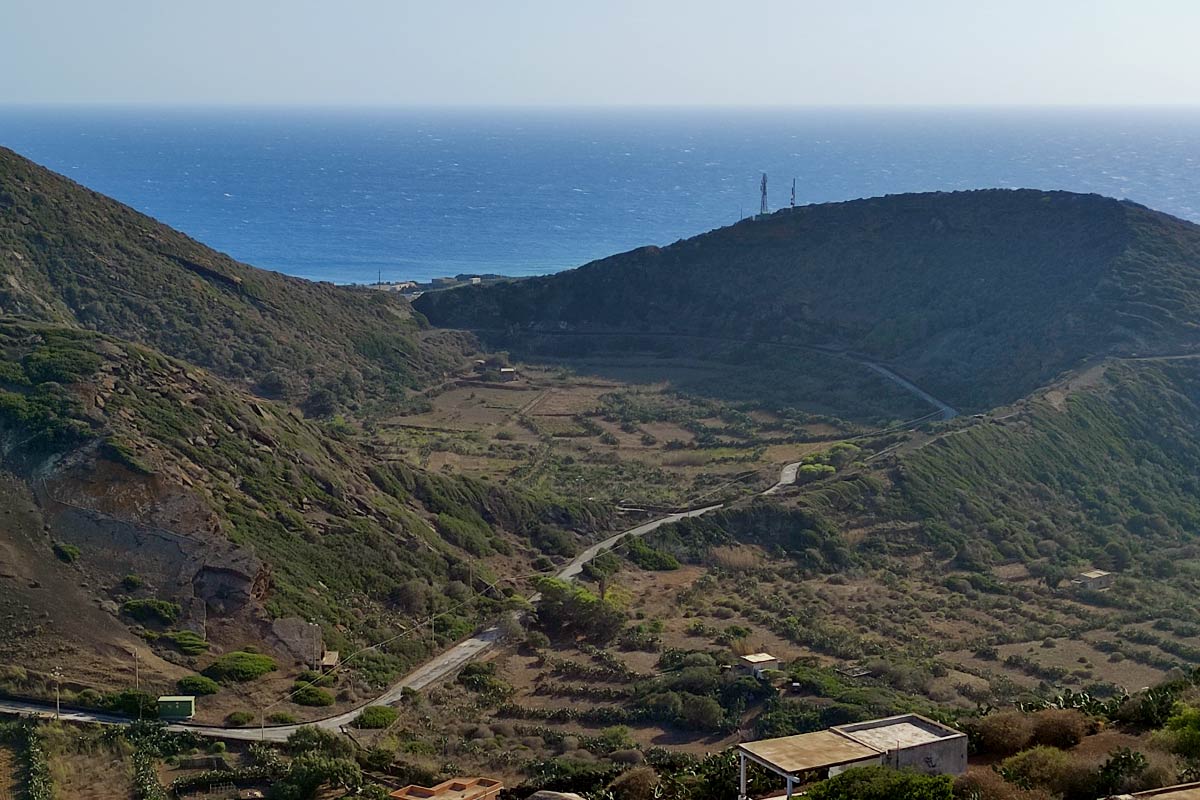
(827, 755), (883, 777)
(888, 737), (968, 776)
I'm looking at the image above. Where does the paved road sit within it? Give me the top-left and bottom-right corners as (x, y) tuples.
(863, 361), (958, 420)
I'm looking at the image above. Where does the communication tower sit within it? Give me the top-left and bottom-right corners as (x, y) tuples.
(760, 173), (768, 216)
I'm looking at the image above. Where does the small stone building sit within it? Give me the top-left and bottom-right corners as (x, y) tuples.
(1072, 569), (1115, 591)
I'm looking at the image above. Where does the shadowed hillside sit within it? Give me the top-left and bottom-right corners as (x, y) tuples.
(0, 146), (470, 411)
(416, 189), (1200, 410)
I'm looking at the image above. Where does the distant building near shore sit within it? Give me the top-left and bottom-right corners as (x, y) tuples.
(373, 281), (418, 292)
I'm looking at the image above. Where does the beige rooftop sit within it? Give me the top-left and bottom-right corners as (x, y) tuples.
(737, 714), (965, 778)
(738, 730), (878, 774)
(740, 653), (778, 664)
(840, 718), (953, 751)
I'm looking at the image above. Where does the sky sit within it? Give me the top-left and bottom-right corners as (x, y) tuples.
(2, 0), (1199, 107)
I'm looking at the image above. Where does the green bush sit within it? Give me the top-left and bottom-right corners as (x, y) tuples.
(225, 711), (254, 727)
(176, 675), (220, 696)
(292, 684), (335, 707)
(296, 669), (335, 687)
(52, 542), (80, 563)
(164, 630), (210, 656)
(202, 651), (277, 683)
(121, 599), (181, 626)
(354, 705), (400, 729)
(807, 766), (953, 800)
(121, 574), (145, 590)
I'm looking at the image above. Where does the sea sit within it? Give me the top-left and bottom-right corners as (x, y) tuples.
(2, 106), (1199, 285)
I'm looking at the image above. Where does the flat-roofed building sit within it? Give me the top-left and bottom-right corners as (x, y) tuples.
(1073, 569), (1115, 591)
(390, 778), (503, 800)
(738, 653), (780, 677)
(736, 714), (966, 800)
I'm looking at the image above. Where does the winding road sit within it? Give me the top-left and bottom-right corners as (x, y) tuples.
(0, 358), (955, 741)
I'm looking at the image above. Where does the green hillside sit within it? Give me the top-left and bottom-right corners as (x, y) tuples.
(0, 151), (606, 696)
(0, 146), (470, 411)
(416, 189), (1200, 410)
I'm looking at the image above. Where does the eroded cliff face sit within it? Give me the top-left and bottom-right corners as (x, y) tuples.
(0, 472), (193, 691)
(40, 455), (269, 625)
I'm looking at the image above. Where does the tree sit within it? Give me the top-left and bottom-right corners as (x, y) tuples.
(679, 694), (725, 731)
(285, 725), (354, 758)
(271, 753), (362, 800)
(806, 767), (953, 800)
(532, 577), (625, 644)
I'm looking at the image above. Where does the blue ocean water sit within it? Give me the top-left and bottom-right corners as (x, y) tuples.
(2, 107), (1199, 284)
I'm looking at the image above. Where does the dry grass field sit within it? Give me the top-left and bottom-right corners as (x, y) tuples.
(376, 361), (884, 509)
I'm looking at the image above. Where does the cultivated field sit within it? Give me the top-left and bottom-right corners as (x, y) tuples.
(376, 357), (916, 509)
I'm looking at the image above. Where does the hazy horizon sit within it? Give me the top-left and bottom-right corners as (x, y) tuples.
(4, 0), (1200, 107)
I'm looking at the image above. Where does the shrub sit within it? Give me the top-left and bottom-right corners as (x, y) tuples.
(121, 574), (144, 590)
(998, 746), (1097, 799)
(1029, 708), (1089, 749)
(121, 599), (181, 626)
(608, 766), (659, 800)
(268, 712), (299, 724)
(202, 651), (277, 683)
(225, 711), (254, 727)
(807, 766), (953, 800)
(293, 684), (335, 707)
(296, 669), (335, 687)
(53, 542), (80, 563)
(953, 770), (1056, 800)
(164, 630), (210, 656)
(679, 694), (725, 732)
(354, 705), (400, 729)
(177, 675), (220, 696)
(968, 710), (1035, 756)
(286, 725), (354, 758)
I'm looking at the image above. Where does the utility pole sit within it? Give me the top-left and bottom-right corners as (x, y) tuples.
(132, 649), (140, 692)
(260, 707), (266, 741)
(51, 667), (62, 719)
(791, 178), (796, 208)
(760, 173), (768, 216)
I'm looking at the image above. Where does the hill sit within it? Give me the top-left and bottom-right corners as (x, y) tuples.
(0, 151), (606, 713)
(0, 146), (470, 412)
(415, 189), (1200, 410)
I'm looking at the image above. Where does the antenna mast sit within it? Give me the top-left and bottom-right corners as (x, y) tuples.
(791, 178), (796, 208)
(760, 173), (768, 216)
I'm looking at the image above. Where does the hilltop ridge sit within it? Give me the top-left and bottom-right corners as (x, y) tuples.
(416, 189), (1200, 409)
